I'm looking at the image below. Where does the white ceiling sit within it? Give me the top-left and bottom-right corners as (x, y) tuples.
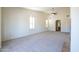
(24, 7), (70, 14)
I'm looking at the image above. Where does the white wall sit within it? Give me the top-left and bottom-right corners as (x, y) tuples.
(2, 7), (48, 41)
(47, 14), (57, 31)
(57, 8), (70, 32)
(0, 7), (1, 48)
(71, 7), (79, 52)
(47, 7), (71, 32)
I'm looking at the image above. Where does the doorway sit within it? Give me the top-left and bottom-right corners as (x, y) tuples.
(56, 20), (61, 31)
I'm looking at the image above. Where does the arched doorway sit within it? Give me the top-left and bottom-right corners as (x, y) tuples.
(56, 20), (61, 31)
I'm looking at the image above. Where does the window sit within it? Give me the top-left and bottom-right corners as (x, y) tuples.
(30, 16), (35, 29)
(45, 19), (49, 28)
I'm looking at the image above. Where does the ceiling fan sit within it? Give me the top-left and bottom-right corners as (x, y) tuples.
(51, 8), (57, 15)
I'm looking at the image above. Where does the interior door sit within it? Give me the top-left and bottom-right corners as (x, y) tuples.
(56, 20), (61, 31)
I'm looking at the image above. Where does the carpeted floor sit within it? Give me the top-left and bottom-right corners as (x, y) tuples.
(62, 32), (70, 52)
(1, 31), (70, 52)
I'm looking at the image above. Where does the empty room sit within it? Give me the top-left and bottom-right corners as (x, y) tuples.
(0, 7), (71, 52)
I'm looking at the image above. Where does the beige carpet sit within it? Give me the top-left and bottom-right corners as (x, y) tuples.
(1, 31), (70, 52)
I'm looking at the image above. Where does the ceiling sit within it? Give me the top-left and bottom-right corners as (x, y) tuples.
(24, 7), (70, 14)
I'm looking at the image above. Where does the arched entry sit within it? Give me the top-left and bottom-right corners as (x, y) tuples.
(56, 20), (61, 31)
